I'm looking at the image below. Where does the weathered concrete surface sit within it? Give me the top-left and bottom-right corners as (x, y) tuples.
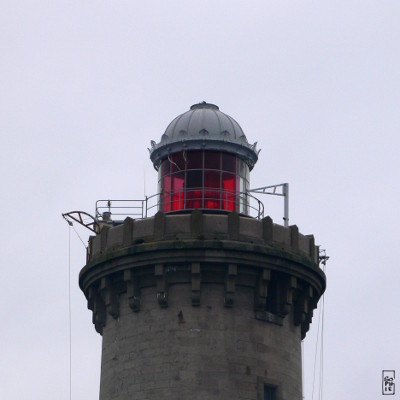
(100, 286), (302, 400)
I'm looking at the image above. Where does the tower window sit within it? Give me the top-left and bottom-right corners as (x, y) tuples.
(264, 385), (276, 400)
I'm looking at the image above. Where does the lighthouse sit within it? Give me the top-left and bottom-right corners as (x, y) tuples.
(78, 102), (326, 399)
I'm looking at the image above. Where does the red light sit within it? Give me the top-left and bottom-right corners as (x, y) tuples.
(222, 173), (236, 211)
(159, 151), (248, 213)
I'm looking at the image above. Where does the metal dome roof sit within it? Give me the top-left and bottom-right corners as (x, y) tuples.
(149, 102), (260, 170)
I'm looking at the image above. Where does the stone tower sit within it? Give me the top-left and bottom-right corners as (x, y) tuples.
(79, 103), (326, 400)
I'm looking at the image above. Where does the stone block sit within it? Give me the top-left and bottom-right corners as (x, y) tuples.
(272, 224), (290, 247)
(133, 218), (154, 240)
(228, 211), (240, 240)
(240, 217), (262, 241)
(203, 214), (228, 235)
(165, 214), (191, 236)
(107, 224), (124, 249)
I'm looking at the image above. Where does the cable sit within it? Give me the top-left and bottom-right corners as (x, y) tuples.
(319, 265), (326, 400)
(68, 222), (72, 400)
(319, 296), (324, 399)
(64, 214), (90, 400)
(62, 214), (86, 250)
(71, 224), (87, 250)
(302, 340), (305, 399)
(311, 296), (322, 400)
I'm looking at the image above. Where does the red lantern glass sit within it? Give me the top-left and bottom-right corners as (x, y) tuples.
(158, 150), (249, 214)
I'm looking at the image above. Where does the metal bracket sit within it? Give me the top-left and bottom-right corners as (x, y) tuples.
(248, 183), (289, 227)
(62, 211), (98, 233)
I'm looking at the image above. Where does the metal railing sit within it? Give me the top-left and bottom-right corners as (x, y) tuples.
(95, 190), (265, 222)
(95, 196), (156, 220)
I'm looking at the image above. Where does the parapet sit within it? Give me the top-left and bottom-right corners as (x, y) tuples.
(80, 211), (325, 339)
(87, 211), (319, 265)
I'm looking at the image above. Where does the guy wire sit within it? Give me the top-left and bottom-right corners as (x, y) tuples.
(311, 294), (322, 400)
(68, 222), (72, 400)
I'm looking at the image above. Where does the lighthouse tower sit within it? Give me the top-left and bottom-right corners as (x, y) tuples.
(79, 102), (326, 400)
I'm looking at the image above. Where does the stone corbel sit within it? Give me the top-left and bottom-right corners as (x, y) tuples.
(100, 277), (119, 319)
(294, 284), (313, 326)
(87, 286), (106, 335)
(254, 268), (271, 311)
(155, 264), (168, 307)
(301, 320), (310, 339)
(124, 269), (141, 312)
(191, 262), (201, 306)
(301, 288), (318, 338)
(276, 276), (297, 316)
(224, 264), (237, 307)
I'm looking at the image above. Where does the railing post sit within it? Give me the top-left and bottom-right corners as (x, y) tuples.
(283, 183), (289, 227)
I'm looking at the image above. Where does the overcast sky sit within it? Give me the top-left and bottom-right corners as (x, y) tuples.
(1, 1), (399, 399)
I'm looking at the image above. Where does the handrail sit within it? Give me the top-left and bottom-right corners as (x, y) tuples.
(95, 190), (264, 222)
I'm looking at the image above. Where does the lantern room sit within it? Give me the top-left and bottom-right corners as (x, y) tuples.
(149, 102), (260, 215)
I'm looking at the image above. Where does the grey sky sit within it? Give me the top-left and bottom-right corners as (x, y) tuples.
(1, 1), (399, 399)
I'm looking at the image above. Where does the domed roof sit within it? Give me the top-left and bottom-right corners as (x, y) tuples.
(149, 102), (259, 170)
